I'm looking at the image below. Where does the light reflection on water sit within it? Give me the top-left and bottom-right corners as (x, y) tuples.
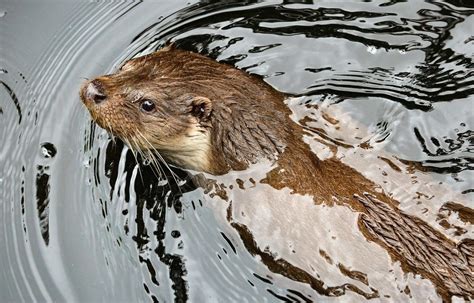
(1, 1), (472, 302)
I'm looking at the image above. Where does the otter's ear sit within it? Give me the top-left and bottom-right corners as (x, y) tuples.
(190, 97), (212, 120)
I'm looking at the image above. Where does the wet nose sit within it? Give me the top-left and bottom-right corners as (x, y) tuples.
(86, 79), (107, 104)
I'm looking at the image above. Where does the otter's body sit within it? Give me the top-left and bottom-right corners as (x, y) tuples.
(80, 46), (473, 300)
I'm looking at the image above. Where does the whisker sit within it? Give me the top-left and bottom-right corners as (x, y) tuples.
(144, 150), (164, 181)
(137, 133), (168, 181)
(136, 131), (183, 193)
(139, 133), (182, 181)
(128, 135), (145, 183)
(106, 120), (117, 144)
(134, 132), (166, 180)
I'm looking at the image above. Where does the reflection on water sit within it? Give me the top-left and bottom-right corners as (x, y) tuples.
(1, 0), (472, 302)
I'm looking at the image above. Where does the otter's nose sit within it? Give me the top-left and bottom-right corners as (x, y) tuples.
(86, 79), (107, 104)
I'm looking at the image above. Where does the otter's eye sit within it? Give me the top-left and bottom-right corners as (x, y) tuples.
(140, 100), (156, 113)
(191, 103), (206, 116)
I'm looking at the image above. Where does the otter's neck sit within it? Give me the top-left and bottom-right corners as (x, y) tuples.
(206, 101), (293, 175)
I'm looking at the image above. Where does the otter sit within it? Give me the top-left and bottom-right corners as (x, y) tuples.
(80, 45), (473, 301)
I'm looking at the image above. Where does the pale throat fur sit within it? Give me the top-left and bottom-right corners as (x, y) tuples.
(158, 123), (212, 173)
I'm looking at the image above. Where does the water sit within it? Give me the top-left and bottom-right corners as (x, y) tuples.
(1, 1), (473, 302)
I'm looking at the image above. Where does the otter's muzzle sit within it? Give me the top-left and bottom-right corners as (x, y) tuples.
(83, 79), (106, 105)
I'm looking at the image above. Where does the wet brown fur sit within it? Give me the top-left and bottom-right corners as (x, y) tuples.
(80, 46), (473, 301)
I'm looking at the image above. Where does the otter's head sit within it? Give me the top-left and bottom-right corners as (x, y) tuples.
(80, 47), (290, 175)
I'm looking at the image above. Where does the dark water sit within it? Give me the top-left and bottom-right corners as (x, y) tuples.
(1, 1), (473, 302)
